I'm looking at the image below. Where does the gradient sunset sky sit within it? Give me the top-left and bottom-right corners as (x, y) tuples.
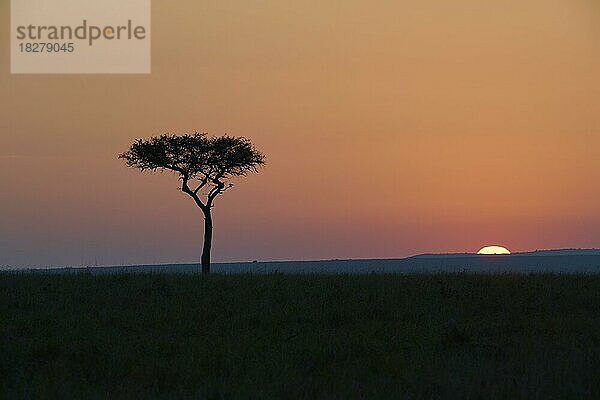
(1, 0), (599, 267)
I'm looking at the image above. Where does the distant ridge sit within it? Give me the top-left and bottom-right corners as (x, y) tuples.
(515, 249), (600, 256)
(410, 253), (474, 259)
(411, 249), (600, 258)
(5, 250), (600, 274)
(4, 249), (600, 274)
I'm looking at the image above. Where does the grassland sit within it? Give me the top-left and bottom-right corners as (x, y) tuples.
(1, 273), (598, 399)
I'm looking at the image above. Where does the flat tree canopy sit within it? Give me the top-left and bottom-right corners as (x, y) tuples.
(119, 133), (265, 272)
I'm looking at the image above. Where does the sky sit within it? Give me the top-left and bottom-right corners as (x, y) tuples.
(1, 0), (599, 267)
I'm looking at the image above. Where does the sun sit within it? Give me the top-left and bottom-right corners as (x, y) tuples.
(477, 245), (511, 255)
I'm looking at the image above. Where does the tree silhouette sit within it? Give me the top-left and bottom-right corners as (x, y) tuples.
(119, 133), (265, 273)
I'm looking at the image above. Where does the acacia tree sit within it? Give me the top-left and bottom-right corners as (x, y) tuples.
(119, 133), (265, 273)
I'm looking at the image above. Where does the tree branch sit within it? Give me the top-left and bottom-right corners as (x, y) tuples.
(207, 180), (233, 205)
(193, 176), (209, 194)
(181, 174), (208, 211)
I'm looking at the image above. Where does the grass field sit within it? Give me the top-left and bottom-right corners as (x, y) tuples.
(1, 273), (598, 399)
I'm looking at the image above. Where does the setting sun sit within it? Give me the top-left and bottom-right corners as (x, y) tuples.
(477, 246), (511, 255)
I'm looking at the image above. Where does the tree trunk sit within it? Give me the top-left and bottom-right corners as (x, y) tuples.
(201, 210), (213, 274)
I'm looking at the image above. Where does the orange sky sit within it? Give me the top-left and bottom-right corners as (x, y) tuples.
(1, 0), (599, 266)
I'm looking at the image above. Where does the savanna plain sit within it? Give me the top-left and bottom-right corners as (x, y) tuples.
(1, 273), (598, 399)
